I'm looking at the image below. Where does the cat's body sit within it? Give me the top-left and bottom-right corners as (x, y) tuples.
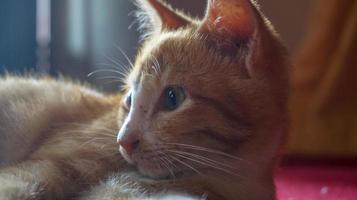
(0, 0), (289, 199)
(0, 77), (124, 199)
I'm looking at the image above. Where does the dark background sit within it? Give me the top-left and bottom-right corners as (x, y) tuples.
(0, 0), (310, 92)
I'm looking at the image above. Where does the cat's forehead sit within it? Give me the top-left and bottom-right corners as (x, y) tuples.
(128, 30), (250, 101)
(135, 30), (242, 80)
(139, 30), (209, 66)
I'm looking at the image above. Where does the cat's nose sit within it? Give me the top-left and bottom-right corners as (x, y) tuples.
(117, 134), (140, 156)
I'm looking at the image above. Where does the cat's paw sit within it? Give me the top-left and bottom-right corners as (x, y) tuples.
(0, 174), (45, 200)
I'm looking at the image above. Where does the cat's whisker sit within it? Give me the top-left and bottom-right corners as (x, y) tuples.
(94, 63), (130, 77)
(166, 149), (236, 169)
(156, 151), (176, 180)
(104, 54), (128, 71)
(87, 69), (127, 78)
(128, 17), (141, 31)
(167, 154), (202, 176)
(171, 152), (241, 178)
(161, 153), (178, 170)
(157, 156), (176, 180)
(164, 142), (247, 162)
(94, 76), (125, 81)
(94, 62), (125, 70)
(114, 45), (135, 70)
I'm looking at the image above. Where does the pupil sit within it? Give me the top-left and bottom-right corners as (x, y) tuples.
(162, 86), (185, 111)
(168, 89), (176, 106)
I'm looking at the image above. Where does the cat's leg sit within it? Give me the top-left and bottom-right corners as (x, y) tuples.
(0, 160), (65, 200)
(0, 155), (122, 200)
(0, 92), (51, 166)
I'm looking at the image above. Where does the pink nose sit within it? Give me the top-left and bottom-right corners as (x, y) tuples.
(117, 134), (140, 156)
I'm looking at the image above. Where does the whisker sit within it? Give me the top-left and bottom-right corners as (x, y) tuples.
(87, 69), (126, 78)
(114, 45), (134, 69)
(104, 54), (128, 70)
(157, 151), (176, 180)
(158, 156), (176, 180)
(94, 63), (130, 75)
(167, 155), (202, 176)
(171, 152), (241, 177)
(164, 142), (246, 162)
(94, 62), (119, 67)
(166, 150), (236, 169)
(94, 76), (125, 81)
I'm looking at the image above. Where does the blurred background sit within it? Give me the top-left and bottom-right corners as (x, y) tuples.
(0, 0), (356, 157)
(0, 0), (310, 91)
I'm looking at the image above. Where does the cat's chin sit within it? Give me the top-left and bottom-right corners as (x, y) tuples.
(136, 163), (199, 181)
(137, 166), (170, 180)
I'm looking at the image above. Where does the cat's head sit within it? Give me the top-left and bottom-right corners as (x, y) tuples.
(117, 0), (289, 181)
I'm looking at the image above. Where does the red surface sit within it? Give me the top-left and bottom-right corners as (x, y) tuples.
(275, 160), (357, 200)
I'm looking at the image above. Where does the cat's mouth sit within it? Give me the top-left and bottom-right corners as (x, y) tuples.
(119, 147), (204, 180)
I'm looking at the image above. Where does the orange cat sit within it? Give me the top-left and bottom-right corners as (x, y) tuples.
(0, 0), (289, 199)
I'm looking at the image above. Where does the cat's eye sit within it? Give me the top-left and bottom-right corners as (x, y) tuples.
(124, 91), (132, 110)
(162, 86), (186, 111)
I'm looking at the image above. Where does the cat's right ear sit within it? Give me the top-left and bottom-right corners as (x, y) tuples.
(199, 0), (285, 78)
(135, 0), (191, 36)
(199, 0), (257, 46)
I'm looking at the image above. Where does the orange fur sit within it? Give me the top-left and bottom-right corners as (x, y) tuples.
(0, 0), (289, 199)
(0, 76), (125, 199)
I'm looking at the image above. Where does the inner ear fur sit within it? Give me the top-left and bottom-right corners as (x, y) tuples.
(136, 0), (192, 33)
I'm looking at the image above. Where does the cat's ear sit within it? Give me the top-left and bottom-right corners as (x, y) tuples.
(135, 0), (191, 35)
(200, 0), (257, 42)
(200, 0), (284, 77)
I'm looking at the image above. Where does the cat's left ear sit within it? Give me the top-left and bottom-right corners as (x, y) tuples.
(135, 0), (191, 34)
